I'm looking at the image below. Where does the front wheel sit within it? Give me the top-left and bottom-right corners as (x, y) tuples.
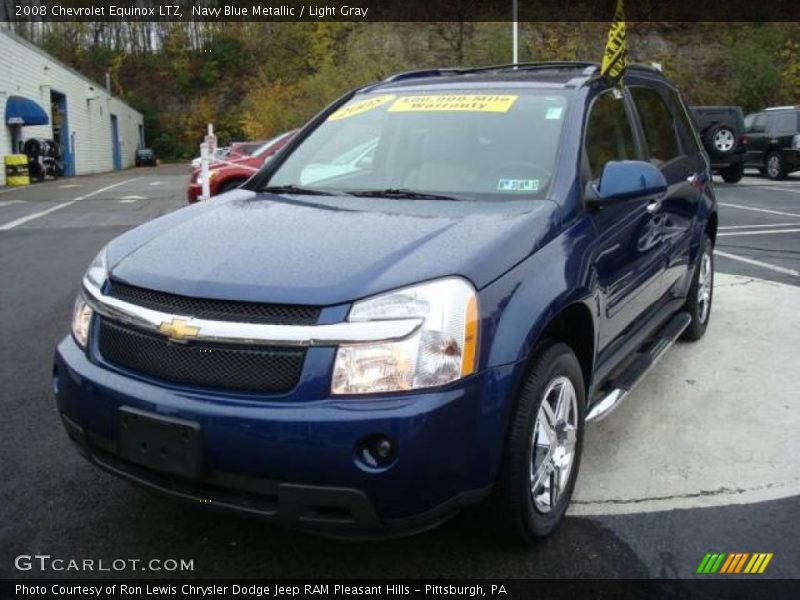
(681, 235), (714, 341)
(489, 340), (585, 543)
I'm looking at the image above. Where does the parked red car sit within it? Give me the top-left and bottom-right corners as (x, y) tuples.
(187, 131), (295, 203)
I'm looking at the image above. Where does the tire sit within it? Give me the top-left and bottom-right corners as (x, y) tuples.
(704, 124), (736, 158)
(720, 161), (743, 183)
(766, 151), (787, 180)
(681, 235), (714, 341)
(488, 340), (586, 543)
(217, 179), (245, 195)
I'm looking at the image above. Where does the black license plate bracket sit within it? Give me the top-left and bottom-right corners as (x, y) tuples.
(118, 406), (202, 479)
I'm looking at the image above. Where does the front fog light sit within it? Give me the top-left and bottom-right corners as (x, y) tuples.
(71, 295), (94, 348)
(332, 278), (479, 395)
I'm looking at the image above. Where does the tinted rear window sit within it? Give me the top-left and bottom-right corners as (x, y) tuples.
(769, 111), (800, 134)
(630, 87), (682, 165)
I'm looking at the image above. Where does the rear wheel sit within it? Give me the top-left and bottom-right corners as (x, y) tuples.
(766, 152), (787, 180)
(720, 161), (743, 183)
(489, 340), (585, 543)
(681, 235), (714, 341)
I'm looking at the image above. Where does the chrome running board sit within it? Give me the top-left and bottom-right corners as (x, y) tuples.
(586, 311), (692, 423)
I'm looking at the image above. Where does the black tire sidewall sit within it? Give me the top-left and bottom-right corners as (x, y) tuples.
(499, 341), (586, 541)
(720, 162), (743, 183)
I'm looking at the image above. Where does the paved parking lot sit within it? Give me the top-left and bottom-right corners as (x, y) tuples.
(0, 165), (797, 579)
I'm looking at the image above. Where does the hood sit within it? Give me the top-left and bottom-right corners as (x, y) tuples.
(106, 191), (559, 306)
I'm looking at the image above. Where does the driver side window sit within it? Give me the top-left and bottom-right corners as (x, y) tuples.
(585, 91), (637, 180)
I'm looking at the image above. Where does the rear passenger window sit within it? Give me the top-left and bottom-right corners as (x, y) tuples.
(769, 111), (799, 134)
(668, 90), (703, 155)
(584, 91), (637, 180)
(630, 87), (682, 166)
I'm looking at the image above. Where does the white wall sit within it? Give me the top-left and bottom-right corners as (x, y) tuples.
(0, 29), (143, 186)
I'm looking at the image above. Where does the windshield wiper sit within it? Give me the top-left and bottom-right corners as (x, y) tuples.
(346, 188), (459, 201)
(261, 184), (335, 196)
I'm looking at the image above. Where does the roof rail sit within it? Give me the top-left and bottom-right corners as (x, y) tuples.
(383, 61), (600, 83)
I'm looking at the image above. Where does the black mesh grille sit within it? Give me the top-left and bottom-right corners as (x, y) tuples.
(98, 319), (305, 393)
(107, 280), (320, 325)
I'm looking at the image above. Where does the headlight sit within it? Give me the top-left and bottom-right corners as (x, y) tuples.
(195, 170), (218, 184)
(332, 278), (479, 395)
(72, 248), (107, 348)
(71, 294), (93, 348)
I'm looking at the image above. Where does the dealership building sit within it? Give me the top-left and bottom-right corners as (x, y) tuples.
(0, 27), (144, 186)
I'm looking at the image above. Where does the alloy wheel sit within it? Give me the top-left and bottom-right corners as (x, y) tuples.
(713, 129), (735, 152)
(768, 156), (781, 179)
(697, 250), (713, 324)
(530, 376), (579, 514)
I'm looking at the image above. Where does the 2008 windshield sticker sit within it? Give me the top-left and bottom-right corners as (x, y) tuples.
(388, 95), (518, 113)
(328, 95), (396, 121)
(497, 179), (540, 192)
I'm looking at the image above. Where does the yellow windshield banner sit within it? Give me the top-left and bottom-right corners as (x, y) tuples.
(387, 95), (518, 113)
(328, 95), (396, 121)
(600, 0), (627, 83)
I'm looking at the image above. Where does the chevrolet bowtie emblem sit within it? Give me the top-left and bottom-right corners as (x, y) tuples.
(158, 318), (200, 341)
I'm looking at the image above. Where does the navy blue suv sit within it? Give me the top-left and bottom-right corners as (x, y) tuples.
(55, 62), (717, 542)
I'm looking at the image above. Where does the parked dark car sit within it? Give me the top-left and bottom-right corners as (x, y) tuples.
(135, 148), (158, 167)
(689, 106), (746, 183)
(55, 62), (716, 543)
(743, 106), (800, 180)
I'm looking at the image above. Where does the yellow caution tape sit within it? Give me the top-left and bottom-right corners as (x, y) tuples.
(600, 0), (627, 83)
(328, 95), (396, 121)
(387, 94), (518, 113)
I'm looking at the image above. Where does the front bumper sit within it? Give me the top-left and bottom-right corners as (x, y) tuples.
(53, 336), (518, 537)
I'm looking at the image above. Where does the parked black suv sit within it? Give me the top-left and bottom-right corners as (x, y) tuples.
(743, 107), (800, 180)
(690, 106), (746, 183)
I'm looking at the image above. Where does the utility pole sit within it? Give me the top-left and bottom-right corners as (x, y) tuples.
(512, 0), (519, 65)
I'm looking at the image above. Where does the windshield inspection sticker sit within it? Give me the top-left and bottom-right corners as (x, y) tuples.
(497, 179), (540, 192)
(546, 106), (564, 119)
(328, 95), (396, 121)
(388, 94), (518, 113)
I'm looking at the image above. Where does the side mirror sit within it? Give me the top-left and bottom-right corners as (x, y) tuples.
(587, 160), (667, 207)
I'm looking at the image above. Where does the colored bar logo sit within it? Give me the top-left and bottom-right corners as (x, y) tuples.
(697, 553), (773, 574)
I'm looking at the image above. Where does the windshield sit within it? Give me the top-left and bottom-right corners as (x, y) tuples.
(266, 89), (570, 199)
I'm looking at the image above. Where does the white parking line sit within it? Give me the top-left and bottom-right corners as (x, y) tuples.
(718, 228), (800, 237)
(719, 222), (800, 230)
(719, 202), (800, 218)
(0, 200), (26, 207)
(714, 250), (799, 277)
(0, 178), (141, 231)
(762, 186), (800, 195)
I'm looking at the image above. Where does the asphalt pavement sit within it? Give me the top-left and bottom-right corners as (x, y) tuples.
(0, 165), (798, 580)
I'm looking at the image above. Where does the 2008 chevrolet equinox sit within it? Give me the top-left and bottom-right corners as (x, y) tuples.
(54, 62), (716, 543)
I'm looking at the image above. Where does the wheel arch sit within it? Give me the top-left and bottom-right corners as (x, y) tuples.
(706, 210), (718, 246)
